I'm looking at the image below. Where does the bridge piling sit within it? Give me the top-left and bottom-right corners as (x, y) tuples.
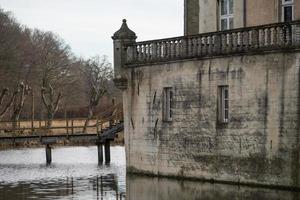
(104, 140), (111, 163)
(97, 142), (103, 164)
(45, 144), (52, 164)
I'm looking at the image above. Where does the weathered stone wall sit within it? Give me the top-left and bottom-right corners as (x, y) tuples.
(123, 52), (300, 188)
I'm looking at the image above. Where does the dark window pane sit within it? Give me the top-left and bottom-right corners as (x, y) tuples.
(284, 6), (293, 22)
(229, 0), (233, 14)
(221, 0), (227, 15)
(229, 18), (234, 29)
(225, 110), (229, 120)
(224, 89), (228, 98)
(225, 100), (229, 108)
(221, 19), (228, 31)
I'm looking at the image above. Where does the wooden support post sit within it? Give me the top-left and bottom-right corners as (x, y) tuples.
(66, 120), (69, 137)
(45, 144), (52, 164)
(71, 119), (74, 135)
(96, 117), (99, 135)
(104, 140), (111, 163)
(31, 91), (35, 132)
(97, 142), (103, 164)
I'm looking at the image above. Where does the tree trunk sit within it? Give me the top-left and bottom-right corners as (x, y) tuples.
(47, 113), (53, 129)
(83, 106), (94, 133)
(11, 115), (20, 135)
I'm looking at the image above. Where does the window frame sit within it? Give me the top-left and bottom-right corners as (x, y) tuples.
(218, 85), (229, 124)
(163, 87), (173, 122)
(281, 0), (294, 22)
(219, 0), (234, 31)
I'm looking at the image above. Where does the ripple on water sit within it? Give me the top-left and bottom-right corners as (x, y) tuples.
(0, 146), (126, 200)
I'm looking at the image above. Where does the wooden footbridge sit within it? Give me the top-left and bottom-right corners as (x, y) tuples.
(0, 104), (124, 164)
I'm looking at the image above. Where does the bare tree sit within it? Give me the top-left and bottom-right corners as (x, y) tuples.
(32, 30), (74, 128)
(81, 56), (113, 133)
(41, 84), (62, 128)
(10, 82), (31, 129)
(0, 88), (16, 120)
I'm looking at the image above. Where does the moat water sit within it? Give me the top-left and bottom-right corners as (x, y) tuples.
(0, 146), (299, 200)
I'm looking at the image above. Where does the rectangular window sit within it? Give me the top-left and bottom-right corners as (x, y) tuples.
(282, 0), (294, 22)
(163, 87), (173, 122)
(220, 0), (234, 31)
(218, 86), (229, 123)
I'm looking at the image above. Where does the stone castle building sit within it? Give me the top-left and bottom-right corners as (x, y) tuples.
(113, 0), (300, 188)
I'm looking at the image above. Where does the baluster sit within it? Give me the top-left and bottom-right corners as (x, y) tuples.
(166, 41), (170, 58)
(197, 37), (202, 56)
(171, 41), (175, 58)
(278, 26), (285, 47)
(142, 44), (145, 60)
(251, 29), (259, 49)
(139, 45), (143, 61)
(242, 31), (248, 51)
(271, 27), (278, 46)
(295, 24), (300, 46)
(136, 45), (140, 61)
(181, 38), (187, 57)
(152, 43), (156, 61)
(146, 44), (150, 60)
(201, 37), (207, 55)
(238, 31), (243, 51)
(149, 44), (152, 60)
(285, 25), (292, 45)
(157, 42), (162, 59)
(174, 40), (179, 58)
(163, 41), (168, 58)
(232, 32), (237, 52)
(260, 29), (265, 47)
(206, 36), (211, 55)
(186, 38), (191, 57)
(221, 34), (226, 53)
(214, 33), (221, 54)
(146, 44), (149, 60)
(227, 33), (232, 53)
(265, 28), (271, 48)
(168, 41), (173, 58)
(193, 37), (197, 56)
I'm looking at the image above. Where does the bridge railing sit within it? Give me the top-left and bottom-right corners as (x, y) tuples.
(0, 103), (123, 137)
(125, 20), (300, 65)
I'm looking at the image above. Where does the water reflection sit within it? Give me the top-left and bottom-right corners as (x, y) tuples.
(0, 174), (126, 200)
(1, 146), (300, 200)
(0, 146), (126, 200)
(126, 174), (300, 200)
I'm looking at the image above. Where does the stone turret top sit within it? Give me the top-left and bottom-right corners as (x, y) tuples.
(112, 19), (137, 40)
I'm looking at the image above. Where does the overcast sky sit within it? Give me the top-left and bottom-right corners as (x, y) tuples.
(0, 0), (183, 62)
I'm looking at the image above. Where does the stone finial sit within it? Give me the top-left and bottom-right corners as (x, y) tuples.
(112, 19), (137, 40)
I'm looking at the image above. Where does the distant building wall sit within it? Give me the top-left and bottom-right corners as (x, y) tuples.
(246, 0), (278, 26)
(186, 0), (300, 34)
(123, 52), (300, 188)
(184, 0), (199, 35)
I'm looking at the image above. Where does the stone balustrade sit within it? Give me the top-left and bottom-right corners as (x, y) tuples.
(125, 20), (300, 65)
